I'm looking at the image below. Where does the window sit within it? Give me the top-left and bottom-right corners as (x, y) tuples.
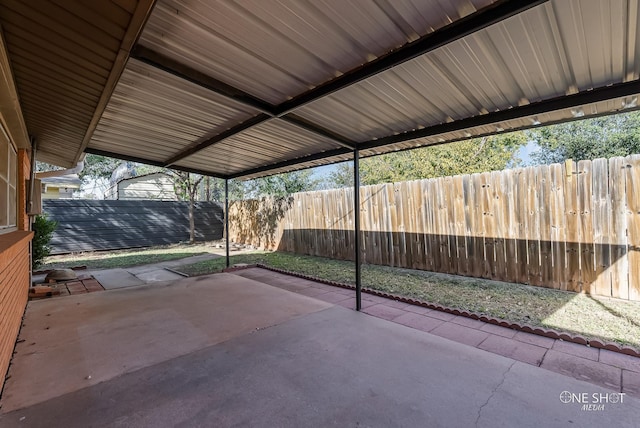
(0, 125), (17, 232)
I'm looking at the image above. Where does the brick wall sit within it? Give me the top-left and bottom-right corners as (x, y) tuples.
(0, 232), (31, 386)
(0, 148), (31, 387)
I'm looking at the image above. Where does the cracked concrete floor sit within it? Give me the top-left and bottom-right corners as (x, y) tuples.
(1, 276), (639, 427)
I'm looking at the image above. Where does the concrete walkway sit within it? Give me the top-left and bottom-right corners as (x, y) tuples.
(234, 267), (640, 397)
(80, 253), (221, 290)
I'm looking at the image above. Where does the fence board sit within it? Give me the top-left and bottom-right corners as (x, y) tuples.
(453, 175), (468, 276)
(526, 167), (542, 286)
(550, 163), (568, 290)
(626, 155), (640, 301)
(397, 182), (409, 268)
(481, 173), (496, 279)
(471, 174), (485, 278)
(438, 177), (449, 273)
(538, 165), (553, 288)
(578, 160), (596, 293)
(503, 169), (519, 282)
(515, 169), (529, 284)
(592, 158), (611, 296)
(491, 171), (507, 281)
(609, 157), (629, 299)
(564, 160), (581, 292)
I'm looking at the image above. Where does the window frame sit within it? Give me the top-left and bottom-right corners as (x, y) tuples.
(0, 125), (18, 234)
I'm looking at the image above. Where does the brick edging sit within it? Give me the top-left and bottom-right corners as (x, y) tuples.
(223, 264), (640, 359)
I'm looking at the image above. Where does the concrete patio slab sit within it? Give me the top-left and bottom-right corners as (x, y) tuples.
(541, 350), (622, 390)
(91, 268), (144, 289)
(0, 273), (330, 413)
(1, 307), (638, 427)
(134, 268), (185, 283)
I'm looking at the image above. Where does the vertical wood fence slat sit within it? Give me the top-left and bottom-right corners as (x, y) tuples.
(609, 157), (629, 299)
(592, 158), (611, 296)
(515, 169), (529, 284)
(453, 175), (468, 276)
(491, 171), (507, 282)
(626, 155), (640, 301)
(550, 163), (568, 290)
(526, 167), (542, 286)
(503, 169), (519, 282)
(481, 173), (496, 279)
(564, 160), (581, 292)
(539, 165), (553, 288)
(578, 160), (596, 293)
(229, 155), (640, 301)
(471, 174), (485, 278)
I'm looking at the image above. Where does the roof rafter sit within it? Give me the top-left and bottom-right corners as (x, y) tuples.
(85, 148), (226, 179)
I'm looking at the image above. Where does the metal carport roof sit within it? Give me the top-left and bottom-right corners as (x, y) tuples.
(1, 0), (640, 179)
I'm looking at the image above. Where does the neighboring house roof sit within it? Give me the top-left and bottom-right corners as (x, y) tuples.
(40, 174), (82, 189)
(115, 172), (169, 184)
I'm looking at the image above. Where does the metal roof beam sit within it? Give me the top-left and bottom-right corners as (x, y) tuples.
(85, 148), (226, 179)
(280, 114), (357, 149)
(228, 147), (352, 179)
(272, 0), (548, 116)
(359, 80), (640, 151)
(163, 114), (272, 167)
(131, 45), (274, 114)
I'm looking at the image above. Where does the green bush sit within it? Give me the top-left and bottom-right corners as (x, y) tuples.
(32, 214), (57, 269)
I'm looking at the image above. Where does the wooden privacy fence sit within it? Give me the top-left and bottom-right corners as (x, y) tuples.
(229, 155), (640, 301)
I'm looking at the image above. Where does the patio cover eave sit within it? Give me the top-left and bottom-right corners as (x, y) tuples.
(2, 0), (639, 179)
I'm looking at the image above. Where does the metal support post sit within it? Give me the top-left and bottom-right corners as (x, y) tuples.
(354, 149), (362, 311)
(225, 178), (230, 268)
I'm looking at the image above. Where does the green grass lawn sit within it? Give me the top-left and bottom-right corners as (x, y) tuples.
(42, 244), (211, 270)
(176, 251), (640, 349)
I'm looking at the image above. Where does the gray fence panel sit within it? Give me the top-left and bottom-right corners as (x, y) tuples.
(43, 200), (224, 254)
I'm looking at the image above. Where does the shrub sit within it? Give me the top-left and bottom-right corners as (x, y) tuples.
(32, 214), (57, 269)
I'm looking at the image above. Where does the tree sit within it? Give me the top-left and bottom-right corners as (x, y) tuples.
(162, 171), (203, 244)
(242, 170), (318, 198)
(79, 154), (123, 182)
(327, 132), (527, 187)
(527, 111), (640, 164)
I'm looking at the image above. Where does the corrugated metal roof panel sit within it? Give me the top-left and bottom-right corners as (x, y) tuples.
(360, 95), (640, 156)
(175, 118), (344, 176)
(294, 0), (637, 143)
(87, 59), (260, 163)
(139, 0), (498, 104)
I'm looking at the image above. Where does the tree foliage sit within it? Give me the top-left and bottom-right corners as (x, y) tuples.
(527, 111), (640, 164)
(242, 170), (318, 198)
(79, 154), (123, 182)
(328, 132), (526, 187)
(32, 214), (57, 269)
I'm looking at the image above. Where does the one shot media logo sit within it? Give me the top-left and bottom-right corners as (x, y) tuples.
(559, 391), (627, 411)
